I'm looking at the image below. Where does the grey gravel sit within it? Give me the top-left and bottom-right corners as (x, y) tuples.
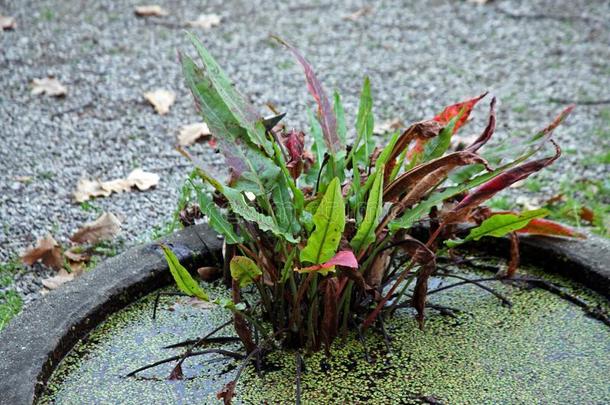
(0, 1), (609, 299)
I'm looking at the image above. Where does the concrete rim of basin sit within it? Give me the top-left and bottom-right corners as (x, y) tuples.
(0, 224), (607, 405)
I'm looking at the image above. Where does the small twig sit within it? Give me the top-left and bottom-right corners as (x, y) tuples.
(549, 98), (610, 106)
(427, 276), (513, 307)
(125, 349), (244, 377)
(163, 336), (239, 349)
(355, 322), (372, 363)
(377, 317), (392, 352)
(50, 99), (94, 118)
(495, 6), (602, 24)
(151, 292), (189, 320)
(295, 352), (303, 405)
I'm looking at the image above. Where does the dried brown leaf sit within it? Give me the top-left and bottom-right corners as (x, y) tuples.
(70, 212), (121, 244)
(343, 5), (373, 21)
(64, 247), (91, 263)
(144, 89), (175, 115)
(127, 168), (159, 190)
(31, 77), (67, 97)
(178, 122), (212, 146)
(41, 269), (75, 290)
(187, 14), (222, 29)
(373, 118), (404, 135)
(1, 15), (16, 30)
(73, 169), (159, 202)
(134, 5), (168, 17)
(21, 234), (63, 271)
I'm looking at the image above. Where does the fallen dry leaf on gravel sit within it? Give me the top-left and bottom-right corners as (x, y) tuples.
(73, 169), (160, 202)
(187, 14), (221, 29)
(134, 5), (168, 17)
(31, 77), (67, 97)
(374, 118), (404, 134)
(343, 6), (373, 21)
(178, 122), (212, 146)
(144, 89), (175, 115)
(1, 15), (16, 30)
(42, 268), (83, 290)
(64, 247), (91, 263)
(21, 234), (63, 270)
(128, 168), (160, 190)
(71, 212), (122, 244)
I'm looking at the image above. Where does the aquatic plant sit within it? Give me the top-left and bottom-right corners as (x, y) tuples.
(154, 34), (580, 402)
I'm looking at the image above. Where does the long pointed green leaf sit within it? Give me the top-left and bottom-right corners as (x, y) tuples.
(445, 209), (549, 247)
(350, 167), (384, 254)
(161, 245), (209, 301)
(300, 177), (346, 264)
(187, 33), (273, 155)
(272, 176), (301, 235)
(182, 54), (280, 196)
(353, 77), (374, 167)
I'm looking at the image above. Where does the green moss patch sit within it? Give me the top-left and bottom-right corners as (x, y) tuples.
(39, 264), (610, 404)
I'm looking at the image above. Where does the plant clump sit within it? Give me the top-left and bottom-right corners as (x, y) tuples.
(157, 34), (581, 402)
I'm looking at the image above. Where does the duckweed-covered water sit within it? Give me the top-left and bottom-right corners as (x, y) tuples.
(40, 262), (610, 404)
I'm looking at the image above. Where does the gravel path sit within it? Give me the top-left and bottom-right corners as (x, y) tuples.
(1, 0), (608, 291)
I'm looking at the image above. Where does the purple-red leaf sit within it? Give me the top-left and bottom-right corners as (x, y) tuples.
(297, 250), (358, 273)
(168, 364), (184, 380)
(445, 141), (561, 223)
(466, 97), (496, 152)
(408, 93), (487, 159)
(273, 36), (340, 154)
(516, 218), (585, 238)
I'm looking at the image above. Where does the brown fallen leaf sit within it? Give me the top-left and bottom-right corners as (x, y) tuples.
(343, 5), (373, 21)
(73, 169), (159, 202)
(64, 247), (91, 263)
(42, 268), (84, 290)
(31, 77), (67, 97)
(0, 15), (16, 30)
(579, 207), (595, 223)
(21, 234), (63, 270)
(178, 122), (212, 146)
(134, 5), (168, 17)
(187, 14), (221, 29)
(127, 168), (160, 190)
(373, 118), (404, 135)
(71, 212), (122, 244)
(144, 89), (175, 115)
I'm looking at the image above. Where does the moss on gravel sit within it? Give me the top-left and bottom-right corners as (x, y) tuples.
(39, 264), (610, 404)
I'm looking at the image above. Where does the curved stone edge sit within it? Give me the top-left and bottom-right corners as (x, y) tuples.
(471, 232), (609, 298)
(0, 224), (223, 405)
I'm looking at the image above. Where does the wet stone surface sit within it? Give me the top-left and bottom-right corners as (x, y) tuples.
(40, 262), (610, 404)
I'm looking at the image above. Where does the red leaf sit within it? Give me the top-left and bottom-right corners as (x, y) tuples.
(168, 364), (184, 380)
(408, 92), (487, 159)
(516, 218), (585, 238)
(466, 97), (496, 152)
(445, 141), (561, 223)
(434, 92), (488, 131)
(506, 232), (520, 278)
(273, 36), (340, 154)
(579, 207), (595, 223)
(297, 250), (358, 273)
(217, 381), (236, 405)
(282, 130), (306, 179)
(534, 104), (575, 141)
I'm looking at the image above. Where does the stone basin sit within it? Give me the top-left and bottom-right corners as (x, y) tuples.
(1, 224), (609, 404)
